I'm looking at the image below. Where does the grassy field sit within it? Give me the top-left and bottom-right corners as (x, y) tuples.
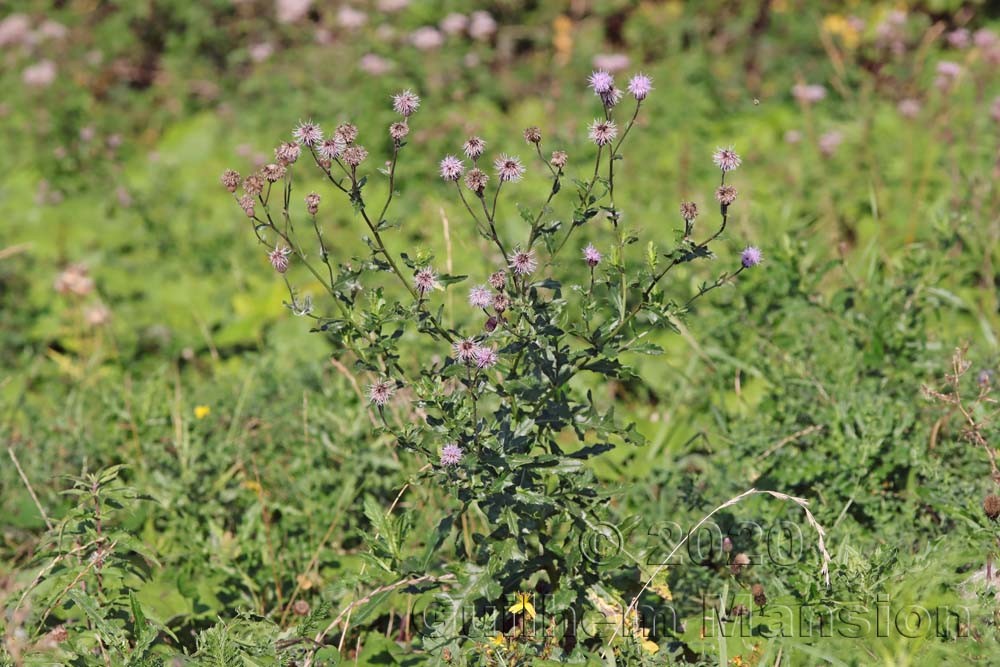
(3, 1), (1000, 665)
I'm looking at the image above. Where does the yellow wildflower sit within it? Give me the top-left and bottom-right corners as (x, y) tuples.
(822, 14), (860, 50)
(489, 633), (505, 647)
(508, 592), (536, 619)
(194, 405), (211, 419)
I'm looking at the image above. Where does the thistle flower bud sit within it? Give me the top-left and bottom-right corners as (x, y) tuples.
(221, 169), (241, 193)
(463, 136), (486, 160)
(492, 292), (510, 313)
(730, 552), (750, 575)
(389, 121), (409, 143)
(262, 163), (286, 182)
(342, 145), (368, 167)
(524, 126), (541, 144)
(305, 192), (320, 215)
(751, 583), (767, 607)
(722, 536), (733, 553)
(335, 123), (358, 146)
(243, 173), (264, 196)
(485, 316), (499, 333)
(550, 151), (568, 169)
(239, 195), (255, 218)
(488, 270), (506, 291)
(985, 494), (1000, 520)
(268, 245), (291, 273)
(464, 168), (488, 194)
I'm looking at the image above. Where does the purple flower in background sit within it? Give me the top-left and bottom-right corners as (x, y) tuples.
(627, 73), (653, 101)
(474, 346), (498, 369)
(712, 146), (741, 172)
(494, 154), (525, 182)
(439, 155), (465, 181)
(440, 443), (464, 466)
(792, 83), (827, 105)
(269, 246), (291, 273)
(818, 130), (843, 157)
(392, 89), (421, 117)
(740, 246), (763, 269)
(509, 249), (538, 276)
(583, 244), (602, 267)
(469, 285), (493, 308)
(293, 120), (323, 147)
(367, 378), (395, 406)
(414, 267), (439, 296)
(588, 70), (614, 95)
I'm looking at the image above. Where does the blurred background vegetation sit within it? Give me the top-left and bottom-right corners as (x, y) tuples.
(4, 0), (1000, 664)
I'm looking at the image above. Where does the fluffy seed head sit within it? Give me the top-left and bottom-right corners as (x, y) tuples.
(509, 249), (537, 276)
(452, 338), (479, 363)
(464, 168), (489, 193)
(221, 169), (241, 193)
(414, 267), (439, 296)
(367, 379), (395, 406)
(293, 120), (323, 147)
(588, 69), (614, 94)
(392, 89), (420, 117)
(439, 155), (465, 181)
(275, 141), (301, 165)
(583, 244), (602, 267)
(269, 245), (291, 273)
(474, 346), (498, 369)
(468, 285), (493, 308)
(494, 154), (525, 182)
(715, 185), (738, 206)
(440, 443), (464, 466)
(627, 72), (653, 100)
(262, 163), (286, 182)
(588, 119), (618, 146)
(463, 136), (486, 160)
(342, 145), (368, 167)
(550, 150), (568, 169)
(488, 270), (506, 291)
(524, 126), (541, 144)
(680, 201), (699, 221)
(318, 138), (344, 160)
(713, 146), (742, 172)
(389, 121), (409, 142)
(985, 494), (1000, 520)
(740, 246), (763, 269)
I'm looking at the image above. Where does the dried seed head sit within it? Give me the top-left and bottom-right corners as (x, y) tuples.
(463, 136), (486, 160)
(342, 145), (368, 167)
(985, 494), (1000, 520)
(488, 270), (506, 291)
(221, 169), (241, 192)
(680, 201), (699, 222)
(751, 583), (767, 607)
(492, 292), (510, 313)
(275, 141), (301, 165)
(243, 173), (265, 196)
(439, 155), (465, 181)
(730, 552), (751, 575)
(464, 168), (489, 193)
(335, 122), (358, 145)
(550, 150), (568, 169)
(262, 163), (286, 182)
(389, 121), (409, 143)
(524, 126), (542, 144)
(715, 185), (738, 207)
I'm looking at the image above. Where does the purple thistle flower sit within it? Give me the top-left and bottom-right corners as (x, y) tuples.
(715, 185), (738, 206)
(740, 246), (763, 269)
(389, 121), (409, 142)
(439, 155), (465, 181)
(269, 245), (291, 273)
(262, 163), (286, 182)
(334, 123), (358, 145)
(452, 338), (479, 364)
(627, 73), (653, 101)
(440, 443), (464, 466)
(509, 249), (537, 276)
(275, 141), (301, 165)
(550, 151), (568, 169)
(305, 192), (321, 215)
(588, 119), (618, 146)
(494, 154), (525, 182)
(464, 168), (488, 193)
(524, 127), (542, 144)
(342, 145), (368, 167)
(414, 267), (439, 296)
(588, 69), (614, 94)
(367, 378), (395, 406)
(317, 138), (343, 160)
(583, 243), (602, 267)
(243, 174), (264, 196)
(392, 89), (421, 117)
(600, 87), (624, 109)
(474, 346), (499, 370)
(712, 146), (741, 172)
(680, 201), (699, 222)
(293, 120), (323, 147)
(463, 136), (486, 160)
(469, 285), (493, 308)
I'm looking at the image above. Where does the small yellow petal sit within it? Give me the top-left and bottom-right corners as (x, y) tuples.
(641, 638), (659, 654)
(194, 405), (211, 419)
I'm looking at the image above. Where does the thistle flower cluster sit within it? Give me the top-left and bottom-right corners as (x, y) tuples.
(222, 74), (763, 650)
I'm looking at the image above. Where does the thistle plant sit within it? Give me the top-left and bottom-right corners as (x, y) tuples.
(223, 71), (761, 660)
